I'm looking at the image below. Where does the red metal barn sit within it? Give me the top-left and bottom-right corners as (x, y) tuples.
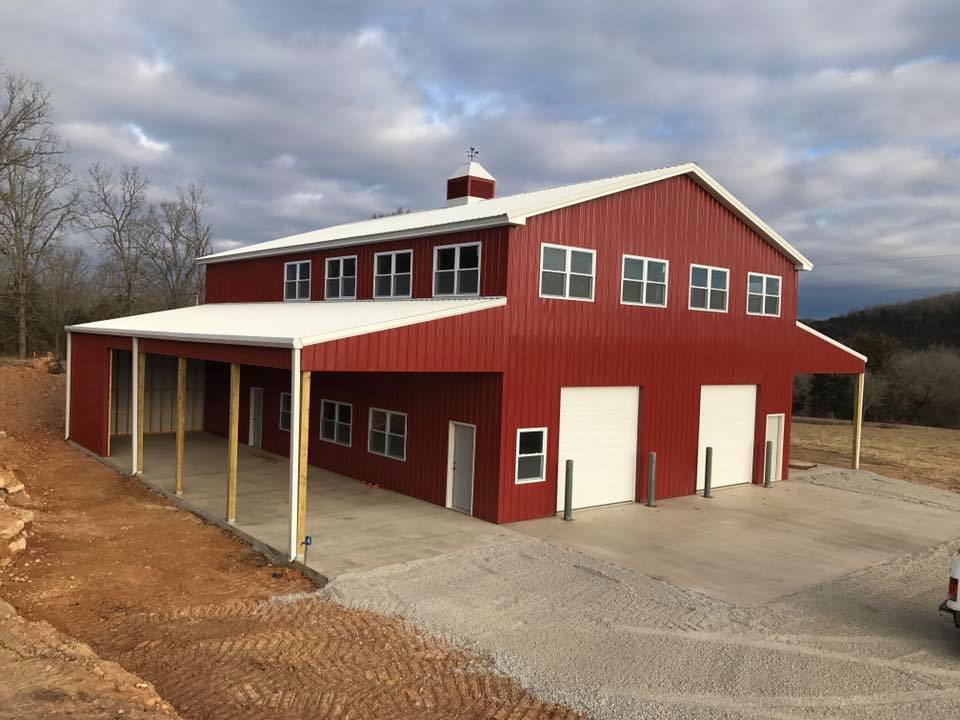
(65, 161), (866, 559)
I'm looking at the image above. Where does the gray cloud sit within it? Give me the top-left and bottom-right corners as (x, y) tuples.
(2, 0), (959, 316)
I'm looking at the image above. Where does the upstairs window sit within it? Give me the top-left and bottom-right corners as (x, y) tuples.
(689, 264), (728, 312)
(515, 428), (547, 484)
(434, 242), (481, 296)
(284, 260), (311, 301)
(374, 250), (413, 298)
(320, 399), (352, 446)
(621, 255), (668, 307)
(368, 408), (406, 460)
(539, 244), (595, 301)
(747, 272), (781, 316)
(325, 256), (357, 300)
(279, 392), (292, 432)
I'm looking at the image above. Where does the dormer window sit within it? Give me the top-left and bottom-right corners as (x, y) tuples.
(284, 260), (311, 302)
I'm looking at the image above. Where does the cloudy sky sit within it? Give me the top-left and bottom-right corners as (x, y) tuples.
(2, 1), (958, 317)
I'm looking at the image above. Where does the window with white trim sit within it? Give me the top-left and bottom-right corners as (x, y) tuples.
(368, 408), (406, 460)
(374, 250), (413, 298)
(689, 264), (728, 312)
(621, 255), (668, 307)
(434, 242), (481, 296)
(539, 244), (595, 301)
(279, 392), (292, 432)
(319, 399), (352, 446)
(747, 272), (781, 316)
(325, 256), (356, 300)
(515, 428), (547, 484)
(284, 260), (311, 301)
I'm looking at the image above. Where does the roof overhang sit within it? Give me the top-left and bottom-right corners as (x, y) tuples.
(794, 321), (867, 375)
(67, 297), (507, 349)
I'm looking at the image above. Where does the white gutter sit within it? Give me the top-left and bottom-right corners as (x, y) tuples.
(287, 347), (301, 561)
(130, 337), (139, 475)
(64, 331), (71, 440)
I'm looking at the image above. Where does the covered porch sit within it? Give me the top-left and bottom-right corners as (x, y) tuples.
(109, 431), (515, 578)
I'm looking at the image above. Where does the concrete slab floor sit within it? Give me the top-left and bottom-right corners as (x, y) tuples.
(510, 477), (960, 604)
(109, 432), (517, 578)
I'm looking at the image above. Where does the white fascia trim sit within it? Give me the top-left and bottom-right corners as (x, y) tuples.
(296, 297), (506, 347)
(198, 216), (516, 265)
(510, 163), (814, 272)
(796, 321), (868, 363)
(65, 326), (298, 348)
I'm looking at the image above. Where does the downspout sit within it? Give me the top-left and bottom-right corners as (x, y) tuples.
(288, 342), (302, 561)
(64, 331), (72, 440)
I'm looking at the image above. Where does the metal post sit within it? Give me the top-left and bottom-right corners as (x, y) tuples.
(703, 446), (713, 498)
(646, 451), (656, 507)
(563, 459), (574, 521)
(764, 440), (773, 487)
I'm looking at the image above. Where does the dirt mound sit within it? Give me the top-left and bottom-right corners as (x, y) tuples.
(0, 363), (64, 436)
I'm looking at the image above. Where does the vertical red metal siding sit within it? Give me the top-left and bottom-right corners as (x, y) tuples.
(495, 176), (800, 522)
(69, 333), (132, 456)
(203, 367), (503, 522)
(139, 338), (290, 369)
(204, 228), (509, 303)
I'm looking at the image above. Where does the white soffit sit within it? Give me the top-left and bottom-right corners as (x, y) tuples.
(67, 297), (506, 349)
(199, 163), (813, 271)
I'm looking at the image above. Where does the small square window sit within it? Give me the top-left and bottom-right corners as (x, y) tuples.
(374, 251), (413, 298)
(515, 428), (547, 483)
(621, 256), (668, 308)
(368, 408), (406, 460)
(433, 243), (482, 296)
(689, 265), (728, 313)
(319, 399), (352, 446)
(325, 256), (357, 300)
(747, 272), (782, 317)
(539, 244), (595, 301)
(284, 261), (311, 301)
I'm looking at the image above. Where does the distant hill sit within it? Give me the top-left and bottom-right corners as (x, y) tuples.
(807, 291), (960, 352)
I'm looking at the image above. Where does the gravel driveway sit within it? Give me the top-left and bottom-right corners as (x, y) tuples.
(324, 470), (960, 720)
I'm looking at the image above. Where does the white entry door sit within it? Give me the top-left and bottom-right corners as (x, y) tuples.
(557, 386), (640, 511)
(447, 422), (476, 515)
(697, 385), (757, 490)
(248, 387), (264, 448)
(764, 413), (784, 482)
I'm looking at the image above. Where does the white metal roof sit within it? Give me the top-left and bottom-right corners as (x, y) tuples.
(199, 163), (813, 270)
(448, 160), (495, 181)
(67, 297), (506, 349)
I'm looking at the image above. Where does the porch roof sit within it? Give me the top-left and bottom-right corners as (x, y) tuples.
(67, 297), (506, 349)
(794, 321), (867, 374)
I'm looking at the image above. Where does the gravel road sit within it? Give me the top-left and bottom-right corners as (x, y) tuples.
(325, 470), (960, 720)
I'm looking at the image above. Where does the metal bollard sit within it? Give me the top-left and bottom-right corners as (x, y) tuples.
(646, 451), (657, 507)
(764, 440), (773, 487)
(563, 459), (574, 521)
(703, 446), (713, 498)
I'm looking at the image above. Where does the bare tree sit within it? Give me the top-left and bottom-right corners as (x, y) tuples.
(0, 72), (61, 177)
(77, 163), (150, 315)
(138, 182), (211, 308)
(0, 157), (77, 357)
(37, 245), (90, 357)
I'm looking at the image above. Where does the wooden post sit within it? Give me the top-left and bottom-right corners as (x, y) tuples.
(227, 362), (240, 523)
(297, 371), (311, 548)
(136, 351), (145, 474)
(852, 372), (864, 470)
(175, 357), (186, 495)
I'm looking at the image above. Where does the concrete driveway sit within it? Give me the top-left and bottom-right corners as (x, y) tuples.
(510, 469), (960, 603)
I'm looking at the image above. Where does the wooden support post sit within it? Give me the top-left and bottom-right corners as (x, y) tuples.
(852, 372), (864, 470)
(175, 357), (186, 495)
(136, 351), (145, 474)
(297, 371), (311, 548)
(226, 362), (240, 523)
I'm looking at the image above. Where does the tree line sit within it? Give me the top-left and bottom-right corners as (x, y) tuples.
(0, 70), (211, 359)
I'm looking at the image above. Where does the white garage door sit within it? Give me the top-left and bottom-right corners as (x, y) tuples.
(556, 386), (639, 511)
(696, 385), (757, 490)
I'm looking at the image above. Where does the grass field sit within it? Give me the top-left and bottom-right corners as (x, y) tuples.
(791, 419), (960, 492)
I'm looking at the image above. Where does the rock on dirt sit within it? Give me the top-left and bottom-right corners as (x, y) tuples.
(0, 598), (182, 719)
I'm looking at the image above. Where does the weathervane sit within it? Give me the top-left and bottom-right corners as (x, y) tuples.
(467, 146), (479, 161)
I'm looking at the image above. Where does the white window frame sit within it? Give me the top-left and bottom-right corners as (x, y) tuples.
(367, 407), (407, 461)
(620, 255), (669, 308)
(515, 427), (547, 484)
(283, 260), (311, 302)
(319, 399), (352, 447)
(279, 392), (292, 432)
(432, 242), (482, 297)
(746, 272), (782, 318)
(688, 263), (729, 313)
(324, 255), (357, 301)
(538, 243), (596, 302)
(373, 250), (413, 299)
